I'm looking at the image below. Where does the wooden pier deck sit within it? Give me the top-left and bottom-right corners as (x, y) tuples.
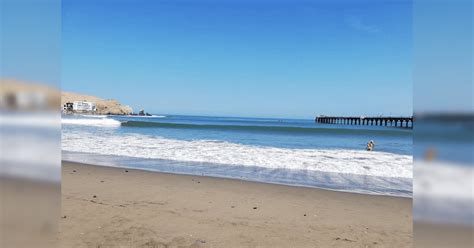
(315, 116), (413, 128)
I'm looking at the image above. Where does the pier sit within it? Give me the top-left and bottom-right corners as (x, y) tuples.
(315, 116), (413, 128)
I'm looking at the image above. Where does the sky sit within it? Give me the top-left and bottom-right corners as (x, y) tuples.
(1, 0), (61, 87)
(61, 0), (413, 119)
(413, 0), (473, 114)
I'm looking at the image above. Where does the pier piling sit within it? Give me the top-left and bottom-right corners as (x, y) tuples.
(315, 116), (413, 129)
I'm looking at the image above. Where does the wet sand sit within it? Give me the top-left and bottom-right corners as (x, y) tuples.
(59, 161), (412, 247)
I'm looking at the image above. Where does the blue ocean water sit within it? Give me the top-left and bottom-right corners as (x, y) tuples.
(114, 115), (411, 154)
(414, 120), (474, 165)
(62, 114), (413, 196)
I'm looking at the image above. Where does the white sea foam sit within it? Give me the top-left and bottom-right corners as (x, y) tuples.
(61, 118), (121, 127)
(133, 115), (166, 118)
(2, 113), (60, 182)
(1, 112), (60, 129)
(415, 161), (473, 200)
(414, 160), (474, 225)
(78, 114), (108, 118)
(108, 114), (166, 118)
(61, 131), (412, 179)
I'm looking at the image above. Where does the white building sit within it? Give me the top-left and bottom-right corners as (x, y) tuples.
(72, 101), (96, 112)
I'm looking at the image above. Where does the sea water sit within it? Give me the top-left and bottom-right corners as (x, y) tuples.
(61, 114), (413, 197)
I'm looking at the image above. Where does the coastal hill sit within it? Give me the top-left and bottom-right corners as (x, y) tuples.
(1, 79), (60, 110)
(61, 91), (133, 115)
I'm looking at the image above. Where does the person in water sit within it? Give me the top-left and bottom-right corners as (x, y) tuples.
(366, 140), (375, 151)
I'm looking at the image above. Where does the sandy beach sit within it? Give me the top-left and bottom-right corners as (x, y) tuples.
(59, 162), (412, 247)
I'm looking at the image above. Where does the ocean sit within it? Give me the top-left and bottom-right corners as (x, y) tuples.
(61, 114), (413, 197)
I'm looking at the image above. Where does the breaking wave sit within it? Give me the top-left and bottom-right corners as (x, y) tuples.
(61, 118), (122, 127)
(62, 131), (412, 179)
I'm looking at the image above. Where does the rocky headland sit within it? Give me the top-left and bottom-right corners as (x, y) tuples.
(61, 91), (133, 115)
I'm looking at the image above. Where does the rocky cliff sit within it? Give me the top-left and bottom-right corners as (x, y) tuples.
(61, 92), (133, 115)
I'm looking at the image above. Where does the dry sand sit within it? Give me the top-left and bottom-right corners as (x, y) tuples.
(1, 177), (60, 248)
(59, 162), (412, 247)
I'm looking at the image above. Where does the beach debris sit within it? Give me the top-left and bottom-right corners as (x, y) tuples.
(253, 207), (258, 210)
(304, 214), (307, 216)
(73, 170), (76, 173)
(100, 180), (104, 183)
(93, 195), (97, 198)
(335, 237), (356, 242)
(125, 170), (129, 173)
(61, 215), (67, 219)
(366, 140), (375, 151)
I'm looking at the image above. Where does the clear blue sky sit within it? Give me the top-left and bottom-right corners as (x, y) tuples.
(62, 0), (412, 119)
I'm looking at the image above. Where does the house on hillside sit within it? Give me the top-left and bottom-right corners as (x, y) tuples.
(63, 102), (73, 112)
(63, 101), (96, 113)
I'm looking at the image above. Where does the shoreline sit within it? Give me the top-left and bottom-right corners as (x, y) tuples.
(62, 159), (412, 199)
(60, 161), (412, 247)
